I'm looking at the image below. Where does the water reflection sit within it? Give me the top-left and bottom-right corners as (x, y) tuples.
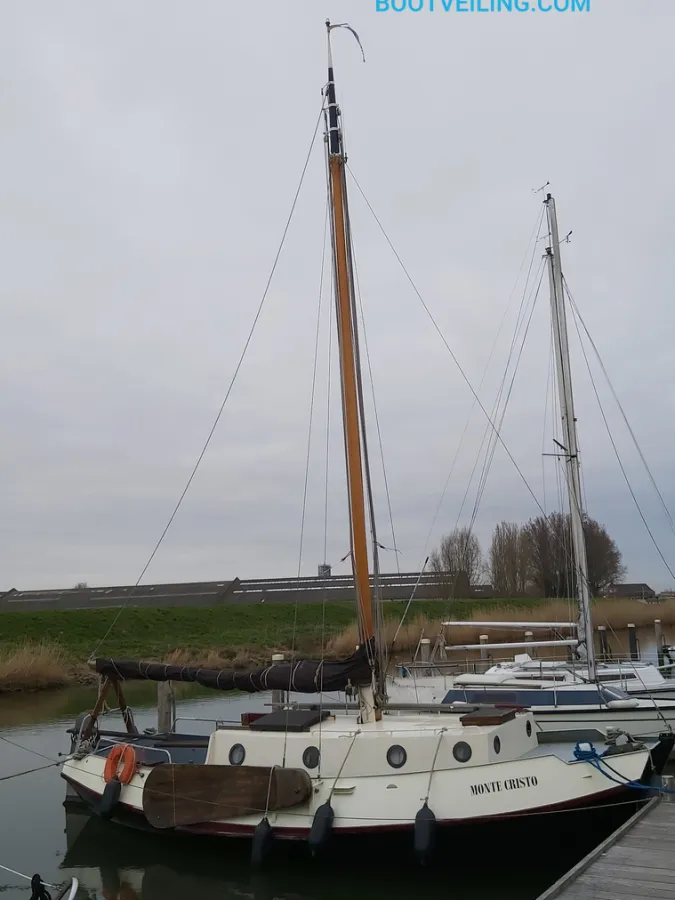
(0, 636), (667, 900)
(58, 787), (643, 900)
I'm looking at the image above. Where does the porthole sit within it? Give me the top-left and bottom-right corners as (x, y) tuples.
(303, 746), (320, 769)
(453, 741), (472, 763)
(229, 743), (246, 766)
(386, 744), (407, 769)
(493, 736), (501, 755)
(526, 720), (532, 738)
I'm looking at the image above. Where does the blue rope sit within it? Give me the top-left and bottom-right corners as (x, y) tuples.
(573, 741), (675, 795)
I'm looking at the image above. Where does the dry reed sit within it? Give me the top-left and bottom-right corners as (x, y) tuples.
(163, 646), (275, 670)
(0, 643), (71, 693)
(327, 599), (675, 657)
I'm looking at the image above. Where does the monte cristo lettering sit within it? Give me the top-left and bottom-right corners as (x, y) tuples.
(470, 776), (538, 796)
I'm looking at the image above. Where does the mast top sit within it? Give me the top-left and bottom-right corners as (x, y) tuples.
(324, 21), (365, 158)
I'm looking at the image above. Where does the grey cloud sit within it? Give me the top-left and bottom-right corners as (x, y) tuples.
(1, 0), (673, 591)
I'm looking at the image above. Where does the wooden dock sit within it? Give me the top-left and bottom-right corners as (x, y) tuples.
(537, 797), (675, 899)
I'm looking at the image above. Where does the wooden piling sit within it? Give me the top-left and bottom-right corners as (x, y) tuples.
(655, 619), (665, 667)
(627, 623), (639, 661)
(420, 638), (431, 675)
(157, 681), (175, 734)
(271, 653), (285, 708)
(479, 634), (489, 674)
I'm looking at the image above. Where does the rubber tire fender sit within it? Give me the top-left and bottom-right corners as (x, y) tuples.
(99, 776), (122, 821)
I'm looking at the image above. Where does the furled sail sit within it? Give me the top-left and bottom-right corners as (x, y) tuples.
(93, 642), (373, 694)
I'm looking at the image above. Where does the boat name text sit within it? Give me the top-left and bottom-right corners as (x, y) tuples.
(470, 775), (538, 796)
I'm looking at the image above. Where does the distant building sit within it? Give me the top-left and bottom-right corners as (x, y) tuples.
(318, 564), (332, 578)
(607, 583), (657, 601)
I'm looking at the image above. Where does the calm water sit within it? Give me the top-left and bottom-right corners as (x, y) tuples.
(0, 672), (654, 899)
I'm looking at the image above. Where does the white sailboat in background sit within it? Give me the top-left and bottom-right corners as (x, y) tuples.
(389, 195), (675, 738)
(61, 24), (673, 863)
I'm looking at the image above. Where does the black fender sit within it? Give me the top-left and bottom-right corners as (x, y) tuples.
(99, 777), (122, 820)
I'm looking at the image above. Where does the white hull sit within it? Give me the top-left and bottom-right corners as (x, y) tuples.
(388, 678), (675, 744)
(62, 710), (656, 839)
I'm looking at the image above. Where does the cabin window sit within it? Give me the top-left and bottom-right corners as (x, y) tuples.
(303, 746), (320, 769)
(493, 736), (501, 755)
(386, 745), (407, 769)
(229, 743), (246, 766)
(453, 741), (472, 763)
(526, 721), (532, 737)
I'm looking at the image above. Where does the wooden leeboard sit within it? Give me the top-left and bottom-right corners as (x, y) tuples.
(142, 764), (312, 828)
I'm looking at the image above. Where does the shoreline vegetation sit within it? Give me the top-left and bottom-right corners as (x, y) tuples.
(0, 597), (672, 694)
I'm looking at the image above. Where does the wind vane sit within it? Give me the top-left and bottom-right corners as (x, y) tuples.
(326, 19), (366, 63)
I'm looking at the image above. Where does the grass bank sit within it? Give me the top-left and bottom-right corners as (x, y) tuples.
(0, 597), (672, 692)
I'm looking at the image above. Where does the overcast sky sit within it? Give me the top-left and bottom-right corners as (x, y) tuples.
(1, 0), (673, 591)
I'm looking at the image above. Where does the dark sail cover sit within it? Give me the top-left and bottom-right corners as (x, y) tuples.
(93, 642), (373, 694)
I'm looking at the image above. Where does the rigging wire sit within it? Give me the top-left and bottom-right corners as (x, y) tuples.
(0, 732), (61, 764)
(284, 196), (331, 767)
(389, 197), (547, 610)
(350, 240), (401, 572)
(460, 261), (546, 545)
(345, 167), (556, 544)
(90, 103), (327, 657)
(422, 205), (547, 566)
(565, 280), (675, 544)
(387, 210), (548, 643)
(445, 260), (544, 600)
(295, 199), (330, 580)
(540, 324), (555, 515)
(568, 300), (675, 583)
(344, 180), (588, 638)
(0, 760), (63, 783)
(454, 256), (544, 529)
(318, 217), (335, 769)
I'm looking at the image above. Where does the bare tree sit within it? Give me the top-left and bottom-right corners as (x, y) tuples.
(430, 527), (483, 594)
(584, 517), (626, 595)
(524, 513), (625, 598)
(489, 521), (529, 597)
(524, 513), (571, 598)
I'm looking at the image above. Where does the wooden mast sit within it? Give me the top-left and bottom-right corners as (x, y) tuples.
(325, 21), (378, 721)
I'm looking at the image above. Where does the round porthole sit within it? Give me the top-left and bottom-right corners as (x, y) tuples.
(386, 744), (407, 769)
(229, 743), (246, 766)
(303, 746), (320, 769)
(453, 741), (472, 763)
(493, 736), (501, 755)
(526, 720), (532, 738)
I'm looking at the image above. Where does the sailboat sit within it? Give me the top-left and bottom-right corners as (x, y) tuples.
(61, 24), (673, 861)
(388, 195), (675, 740)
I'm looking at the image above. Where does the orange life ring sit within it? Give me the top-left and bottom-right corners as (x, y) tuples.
(104, 743), (137, 785)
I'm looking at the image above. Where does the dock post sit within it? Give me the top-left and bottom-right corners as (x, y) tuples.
(655, 619), (665, 667)
(271, 653), (285, 708)
(627, 623), (639, 661)
(420, 638), (432, 676)
(662, 774), (675, 801)
(524, 631), (536, 658)
(479, 634), (489, 674)
(597, 625), (609, 661)
(157, 681), (175, 734)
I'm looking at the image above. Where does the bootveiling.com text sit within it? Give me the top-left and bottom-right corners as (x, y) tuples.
(376, 0), (591, 13)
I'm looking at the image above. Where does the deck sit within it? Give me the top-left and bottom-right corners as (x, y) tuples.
(537, 797), (675, 899)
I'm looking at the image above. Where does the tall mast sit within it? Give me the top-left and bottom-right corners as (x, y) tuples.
(325, 21), (379, 721)
(545, 193), (596, 680)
